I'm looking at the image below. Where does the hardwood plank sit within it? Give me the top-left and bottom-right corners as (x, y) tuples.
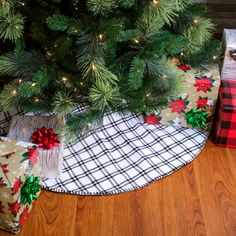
(1, 141), (236, 236)
(172, 164), (207, 236)
(193, 1), (236, 33)
(194, 142), (236, 236)
(0, 191), (78, 236)
(28, 191), (77, 236)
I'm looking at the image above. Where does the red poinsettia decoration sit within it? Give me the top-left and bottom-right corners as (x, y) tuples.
(178, 64), (191, 72)
(196, 97), (209, 109)
(13, 178), (21, 193)
(20, 209), (29, 226)
(0, 163), (9, 173)
(0, 177), (6, 188)
(28, 147), (39, 165)
(3, 152), (15, 159)
(168, 99), (188, 114)
(0, 202), (4, 214)
(8, 201), (20, 216)
(144, 115), (161, 125)
(194, 77), (214, 93)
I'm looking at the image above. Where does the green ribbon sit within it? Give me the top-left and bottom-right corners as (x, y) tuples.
(21, 175), (41, 205)
(186, 109), (208, 129)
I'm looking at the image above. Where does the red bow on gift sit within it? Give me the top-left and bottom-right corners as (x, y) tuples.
(31, 127), (60, 150)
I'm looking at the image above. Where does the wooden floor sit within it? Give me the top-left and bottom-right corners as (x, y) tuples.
(1, 140), (236, 236)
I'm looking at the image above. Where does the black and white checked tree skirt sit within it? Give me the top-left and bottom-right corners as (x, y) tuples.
(0, 109), (208, 195)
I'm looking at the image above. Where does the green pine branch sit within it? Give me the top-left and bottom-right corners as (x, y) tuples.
(0, 51), (46, 77)
(151, 0), (178, 25)
(46, 14), (81, 34)
(128, 57), (145, 90)
(0, 0), (11, 16)
(0, 83), (20, 111)
(89, 80), (120, 112)
(53, 91), (76, 114)
(0, 0), (219, 139)
(136, 10), (163, 40)
(118, 0), (135, 8)
(0, 13), (25, 41)
(87, 0), (117, 15)
(17, 68), (51, 98)
(185, 17), (215, 54)
(65, 109), (103, 141)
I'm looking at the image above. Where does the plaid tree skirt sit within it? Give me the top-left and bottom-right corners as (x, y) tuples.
(0, 108), (208, 195)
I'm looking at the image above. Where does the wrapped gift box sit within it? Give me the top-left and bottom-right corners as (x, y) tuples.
(212, 81), (236, 148)
(7, 115), (64, 178)
(145, 64), (220, 130)
(0, 109), (24, 137)
(221, 29), (236, 81)
(0, 137), (41, 234)
(0, 128), (4, 137)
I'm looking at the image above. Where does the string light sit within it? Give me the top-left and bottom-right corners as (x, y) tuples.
(20, 2), (25, 6)
(88, 123), (92, 127)
(193, 19), (198, 24)
(62, 77), (68, 82)
(12, 90), (17, 96)
(98, 34), (103, 40)
(134, 39), (139, 44)
(153, 0), (159, 5)
(180, 52), (184, 56)
(31, 83), (36, 87)
(18, 79), (22, 83)
(213, 55), (217, 60)
(163, 75), (167, 78)
(80, 82), (83, 85)
(92, 63), (96, 71)
(146, 93), (151, 97)
(47, 51), (52, 57)
(34, 97), (39, 102)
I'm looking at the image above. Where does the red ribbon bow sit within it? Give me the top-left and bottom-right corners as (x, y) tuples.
(31, 127), (60, 150)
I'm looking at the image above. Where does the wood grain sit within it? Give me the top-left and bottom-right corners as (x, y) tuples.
(194, 1), (236, 34)
(1, 140), (236, 236)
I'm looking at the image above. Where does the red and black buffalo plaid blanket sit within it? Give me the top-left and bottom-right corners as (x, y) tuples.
(213, 81), (236, 148)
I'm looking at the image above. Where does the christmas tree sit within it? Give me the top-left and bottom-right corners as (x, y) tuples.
(0, 0), (221, 139)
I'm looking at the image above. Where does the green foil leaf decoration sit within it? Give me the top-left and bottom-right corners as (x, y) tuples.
(21, 175), (41, 205)
(186, 109), (208, 129)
